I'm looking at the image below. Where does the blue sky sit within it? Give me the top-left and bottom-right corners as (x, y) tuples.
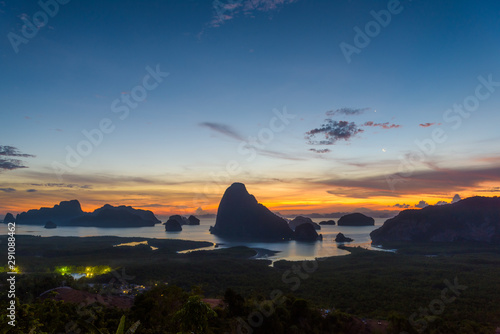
(1, 0), (500, 215)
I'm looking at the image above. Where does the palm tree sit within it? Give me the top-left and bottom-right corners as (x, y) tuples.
(79, 315), (140, 334)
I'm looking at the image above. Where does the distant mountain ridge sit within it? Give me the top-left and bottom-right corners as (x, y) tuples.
(284, 208), (396, 219)
(15, 200), (84, 225)
(13, 200), (160, 227)
(370, 196), (500, 244)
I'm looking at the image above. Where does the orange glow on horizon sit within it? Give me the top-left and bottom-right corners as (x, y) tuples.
(1, 180), (498, 217)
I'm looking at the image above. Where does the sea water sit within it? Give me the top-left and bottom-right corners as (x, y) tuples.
(1, 218), (388, 262)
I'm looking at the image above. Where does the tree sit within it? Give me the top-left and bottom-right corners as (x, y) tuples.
(175, 295), (217, 334)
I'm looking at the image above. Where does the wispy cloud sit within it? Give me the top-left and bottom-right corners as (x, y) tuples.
(23, 171), (198, 187)
(419, 122), (436, 128)
(210, 0), (298, 27)
(476, 187), (500, 193)
(0, 188), (16, 193)
(26, 189), (37, 192)
(0, 146), (35, 157)
(306, 120), (363, 145)
(30, 183), (93, 189)
(317, 165), (500, 198)
(255, 149), (305, 161)
(199, 122), (245, 141)
(309, 148), (331, 154)
(363, 121), (401, 129)
(0, 145), (35, 171)
(201, 121), (304, 161)
(393, 203), (410, 208)
(326, 107), (369, 116)
(134, 203), (189, 209)
(327, 188), (401, 198)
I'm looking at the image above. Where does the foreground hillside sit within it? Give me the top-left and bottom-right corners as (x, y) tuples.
(1, 235), (499, 333)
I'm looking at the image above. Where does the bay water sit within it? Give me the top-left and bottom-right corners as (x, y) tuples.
(2, 218), (389, 262)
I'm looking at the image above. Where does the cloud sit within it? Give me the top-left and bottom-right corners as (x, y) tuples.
(393, 203), (410, 208)
(419, 123), (436, 128)
(306, 120), (363, 145)
(309, 148), (331, 154)
(199, 122), (245, 141)
(0, 145), (35, 171)
(434, 194), (460, 206)
(305, 118), (400, 148)
(317, 165), (500, 198)
(254, 149), (305, 161)
(30, 183), (93, 189)
(210, 0), (297, 27)
(327, 188), (401, 198)
(326, 107), (369, 116)
(134, 204), (189, 209)
(0, 188), (16, 193)
(244, 0), (297, 12)
(26, 189), (37, 192)
(362, 122), (401, 129)
(195, 207), (212, 215)
(0, 160), (27, 170)
(0, 146), (35, 157)
(201, 121), (304, 161)
(24, 171), (195, 187)
(476, 187), (500, 193)
(415, 200), (429, 208)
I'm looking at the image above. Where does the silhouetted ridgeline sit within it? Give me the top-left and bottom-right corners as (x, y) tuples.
(14, 200), (160, 227)
(371, 196), (500, 244)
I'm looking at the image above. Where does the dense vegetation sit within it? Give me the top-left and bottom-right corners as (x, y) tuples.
(1, 235), (499, 333)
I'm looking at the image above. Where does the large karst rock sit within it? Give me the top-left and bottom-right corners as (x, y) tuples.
(165, 218), (183, 232)
(3, 213), (15, 223)
(319, 220), (336, 226)
(370, 197), (500, 244)
(188, 215), (200, 225)
(338, 213), (375, 226)
(289, 216), (320, 231)
(44, 221), (57, 229)
(90, 204), (160, 225)
(16, 200), (84, 225)
(294, 223), (321, 241)
(168, 215), (190, 226)
(335, 232), (353, 243)
(15, 200), (160, 227)
(70, 204), (159, 227)
(210, 183), (294, 240)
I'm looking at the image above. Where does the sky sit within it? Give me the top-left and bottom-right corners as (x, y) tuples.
(1, 0), (500, 217)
